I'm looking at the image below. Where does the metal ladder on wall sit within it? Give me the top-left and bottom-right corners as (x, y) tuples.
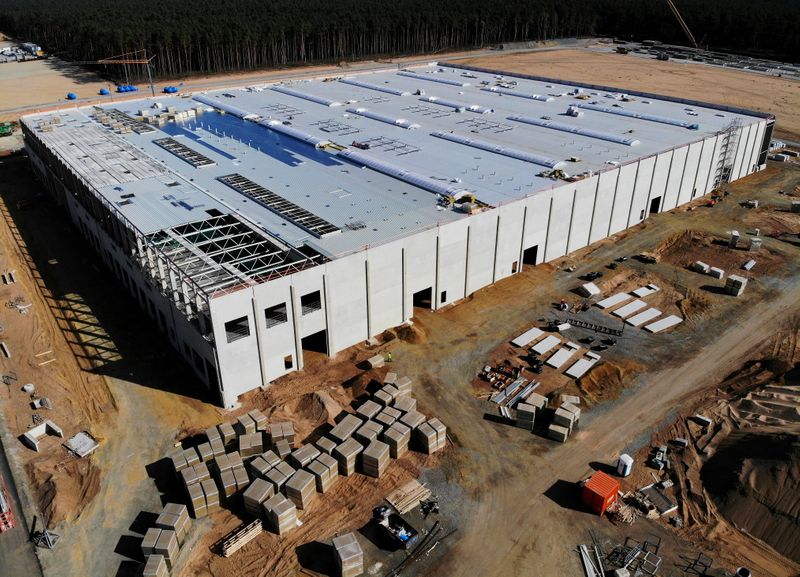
(713, 118), (741, 188)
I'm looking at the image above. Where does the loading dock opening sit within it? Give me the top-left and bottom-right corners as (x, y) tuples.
(523, 245), (539, 266)
(649, 196), (662, 215)
(413, 287), (433, 309)
(301, 329), (328, 355)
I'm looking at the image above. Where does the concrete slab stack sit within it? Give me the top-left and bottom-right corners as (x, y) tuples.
(290, 444), (321, 469)
(209, 437), (226, 458)
(330, 414), (364, 443)
(265, 461), (296, 493)
(240, 432), (263, 457)
(233, 465), (250, 492)
(201, 478), (220, 513)
(218, 422), (236, 446)
(392, 396), (416, 415)
(361, 440), (390, 478)
(188, 482), (207, 518)
(354, 420), (384, 445)
(248, 409), (268, 431)
(356, 399), (382, 420)
(242, 477), (275, 517)
(515, 403), (536, 431)
(333, 532), (364, 577)
(274, 439), (292, 459)
(236, 413), (257, 436)
(249, 452), (279, 479)
(553, 408), (577, 431)
(269, 422), (295, 446)
(154, 529), (179, 570)
(219, 469), (237, 499)
(157, 503), (190, 545)
(263, 493), (298, 535)
(307, 453), (339, 493)
(170, 450), (188, 475)
(375, 384), (400, 406)
(193, 461), (211, 483)
(141, 527), (162, 557)
(334, 438), (364, 476)
(285, 469), (317, 509)
(561, 402), (581, 423)
(315, 436), (337, 455)
(548, 424), (570, 443)
(383, 372), (397, 386)
(142, 554), (169, 577)
(725, 274), (748, 296)
(399, 410), (426, 430)
(381, 422), (411, 458)
(197, 442), (214, 463)
(395, 376), (413, 396)
(375, 406), (401, 428)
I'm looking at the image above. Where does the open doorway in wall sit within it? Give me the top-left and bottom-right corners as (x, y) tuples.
(301, 329), (328, 370)
(412, 287), (433, 310)
(522, 245), (539, 266)
(649, 196), (662, 215)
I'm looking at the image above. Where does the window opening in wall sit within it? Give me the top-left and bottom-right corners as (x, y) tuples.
(511, 261), (518, 274)
(649, 196), (662, 215)
(265, 303), (288, 328)
(300, 290), (322, 315)
(224, 315), (250, 343)
(522, 245), (539, 265)
(284, 355), (293, 370)
(440, 290), (447, 304)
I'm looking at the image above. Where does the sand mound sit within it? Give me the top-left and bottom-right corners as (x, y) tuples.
(267, 392), (341, 442)
(26, 457), (101, 526)
(701, 432), (800, 563)
(397, 323), (427, 344)
(577, 360), (642, 405)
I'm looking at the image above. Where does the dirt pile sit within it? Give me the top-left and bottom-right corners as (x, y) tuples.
(701, 432), (800, 563)
(397, 322), (427, 344)
(577, 360), (642, 405)
(26, 456), (101, 526)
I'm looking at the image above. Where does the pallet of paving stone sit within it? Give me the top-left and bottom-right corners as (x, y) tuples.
(399, 410), (425, 430)
(265, 461), (296, 492)
(375, 406), (402, 428)
(333, 532), (364, 577)
(356, 399), (382, 420)
(307, 453), (339, 493)
(381, 422), (411, 458)
(285, 469), (317, 509)
(242, 477), (275, 517)
(201, 478), (220, 513)
(156, 503), (190, 545)
(233, 464), (250, 492)
(315, 436), (337, 455)
(141, 527), (162, 558)
(220, 519), (264, 557)
(289, 444), (320, 469)
(142, 554), (169, 577)
(236, 413), (257, 435)
(248, 409), (268, 431)
(262, 494), (298, 535)
(249, 450), (281, 479)
(385, 479), (431, 514)
(274, 438), (292, 459)
(515, 403), (536, 431)
(361, 440), (390, 478)
(154, 529), (179, 570)
(329, 414), (364, 443)
(354, 420), (384, 445)
(196, 442), (214, 463)
(383, 372), (397, 386)
(392, 396), (416, 414)
(395, 376), (412, 396)
(218, 422), (236, 445)
(333, 437), (364, 476)
(187, 481), (207, 518)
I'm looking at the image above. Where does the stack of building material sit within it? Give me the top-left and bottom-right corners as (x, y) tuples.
(218, 422), (236, 446)
(354, 420), (384, 445)
(263, 493), (298, 535)
(154, 529), (179, 570)
(426, 418), (447, 453)
(329, 414), (364, 443)
(561, 402), (581, 423)
(548, 423), (570, 443)
(315, 437), (337, 455)
(268, 422), (296, 446)
(553, 407), (577, 431)
(375, 406), (402, 428)
(170, 450), (189, 475)
(274, 439), (292, 459)
(333, 532), (364, 577)
(249, 451), (281, 479)
(188, 482), (207, 517)
(725, 274), (748, 296)
(141, 527), (162, 557)
(156, 503), (190, 545)
(183, 447), (200, 469)
(248, 409), (268, 431)
(201, 478), (220, 513)
(193, 461), (211, 483)
(515, 403), (536, 431)
(560, 394), (580, 406)
(334, 438), (364, 476)
(180, 465), (199, 489)
(236, 414), (257, 436)
(395, 376), (412, 396)
(220, 519), (263, 558)
(414, 422), (437, 454)
(233, 465), (250, 492)
(289, 444), (321, 469)
(209, 436), (226, 458)
(361, 440), (390, 478)
(708, 266), (725, 279)
(374, 384), (400, 406)
(692, 261), (710, 273)
(219, 470), (237, 500)
(526, 393), (548, 413)
(196, 442), (214, 463)
(381, 422), (411, 458)
(366, 354), (385, 369)
(238, 433), (253, 457)
(749, 237), (762, 251)
(242, 478), (275, 517)
(392, 396), (416, 415)
(356, 399), (382, 420)
(399, 410), (425, 430)
(265, 461), (296, 493)
(307, 453), (339, 493)
(383, 372), (397, 386)
(285, 469), (317, 509)
(142, 555), (169, 577)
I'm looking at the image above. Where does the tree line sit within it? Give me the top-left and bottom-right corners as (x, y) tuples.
(0, 0), (797, 81)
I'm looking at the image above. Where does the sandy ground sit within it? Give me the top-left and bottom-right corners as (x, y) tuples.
(458, 49), (800, 142)
(0, 58), (110, 111)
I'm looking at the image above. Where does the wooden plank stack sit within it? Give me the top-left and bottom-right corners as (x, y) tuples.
(385, 479), (431, 514)
(220, 519), (263, 557)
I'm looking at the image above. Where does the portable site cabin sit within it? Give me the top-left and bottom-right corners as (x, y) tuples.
(582, 471), (620, 515)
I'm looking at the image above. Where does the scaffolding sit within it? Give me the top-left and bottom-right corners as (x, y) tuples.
(713, 118), (741, 187)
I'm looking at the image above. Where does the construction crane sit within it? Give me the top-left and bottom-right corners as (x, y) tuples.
(665, 0), (699, 49)
(72, 49), (156, 97)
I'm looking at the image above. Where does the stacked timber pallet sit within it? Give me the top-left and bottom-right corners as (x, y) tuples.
(385, 479), (432, 514)
(220, 519), (263, 558)
(333, 532), (364, 577)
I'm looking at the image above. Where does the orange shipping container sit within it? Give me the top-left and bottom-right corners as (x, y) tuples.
(581, 471), (619, 515)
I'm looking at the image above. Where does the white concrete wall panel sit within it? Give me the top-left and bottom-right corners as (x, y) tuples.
(628, 155), (656, 226)
(324, 254), (369, 354)
(745, 121), (766, 176)
(693, 136), (717, 197)
(677, 141), (703, 205)
(646, 151), (673, 214)
(436, 220), (469, 304)
(567, 177), (599, 252)
(494, 203), (525, 281)
(365, 240), (404, 331)
(465, 210), (499, 295)
(545, 187), (574, 260)
(663, 147), (687, 210)
(608, 163), (638, 235)
(701, 135), (722, 193)
(290, 266), (327, 339)
(520, 192), (552, 264)
(731, 126), (750, 181)
(588, 170), (618, 243)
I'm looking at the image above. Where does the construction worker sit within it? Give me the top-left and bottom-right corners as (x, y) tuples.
(386, 352), (393, 363)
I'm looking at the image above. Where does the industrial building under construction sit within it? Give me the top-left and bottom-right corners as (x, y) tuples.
(20, 63), (774, 407)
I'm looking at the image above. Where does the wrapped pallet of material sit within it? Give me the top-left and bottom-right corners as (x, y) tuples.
(197, 442), (214, 463)
(263, 493), (298, 535)
(142, 554), (169, 577)
(188, 481), (207, 518)
(308, 453), (339, 493)
(285, 469), (317, 510)
(274, 439), (292, 459)
(209, 437), (226, 458)
(315, 436), (337, 455)
(329, 414), (364, 444)
(414, 422), (438, 455)
(333, 532), (364, 577)
(375, 407), (401, 428)
(218, 422), (236, 445)
(394, 376), (413, 396)
(361, 440), (390, 478)
(399, 410), (426, 431)
(233, 464), (250, 492)
(334, 438), (364, 476)
(548, 423), (570, 443)
(268, 422), (285, 445)
(248, 409), (268, 431)
(392, 396), (416, 415)
(205, 425), (222, 444)
(289, 444), (321, 469)
(170, 450), (188, 475)
(354, 420), (384, 445)
(526, 392), (548, 412)
(141, 527), (162, 557)
(201, 478), (220, 513)
(183, 447), (200, 467)
(560, 402), (581, 423)
(242, 477), (275, 517)
(515, 403), (536, 431)
(219, 469), (237, 499)
(356, 399), (382, 420)
(236, 413), (257, 436)
(265, 461), (296, 493)
(381, 422), (411, 458)
(154, 529), (179, 570)
(193, 461), (211, 483)
(553, 408), (576, 431)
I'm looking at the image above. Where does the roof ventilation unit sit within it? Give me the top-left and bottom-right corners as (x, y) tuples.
(339, 77), (410, 96)
(480, 86), (554, 102)
(421, 96), (493, 114)
(507, 115), (641, 146)
(575, 103), (699, 129)
(192, 94), (260, 120)
(260, 120), (330, 148)
(397, 70), (471, 87)
(271, 85), (342, 107)
(346, 107), (419, 129)
(431, 131), (565, 168)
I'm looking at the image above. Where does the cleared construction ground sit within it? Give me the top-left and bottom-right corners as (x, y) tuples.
(0, 47), (798, 577)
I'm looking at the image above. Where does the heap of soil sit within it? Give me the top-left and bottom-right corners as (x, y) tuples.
(658, 230), (784, 276)
(26, 457), (100, 526)
(397, 323), (427, 344)
(577, 360), (642, 406)
(701, 431), (800, 563)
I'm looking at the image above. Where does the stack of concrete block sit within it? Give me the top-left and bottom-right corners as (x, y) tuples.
(553, 407), (577, 432)
(548, 423), (570, 443)
(263, 493), (298, 535)
(334, 438), (364, 476)
(315, 436), (337, 455)
(749, 237), (762, 251)
(156, 503), (190, 545)
(170, 449), (189, 475)
(187, 479), (207, 517)
(154, 529), (179, 570)
(330, 414), (364, 443)
(366, 354), (385, 369)
(248, 409), (268, 431)
(375, 406), (401, 428)
(242, 477), (275, 517)
(361, 440), (390, 478)
(236, 413), (257, 436)
(219, 469), (237, 499)
(201, 478), (220, 513)
(354, 420), (384, 445)
(383, 372), (397, 386)
(209, 436), (226, 458)
(183, 447), (200, 468)
(218, 422), (236, 446)
(725, 274), (748, 296)
(285, 469), (317, 510)
(515, 403), (536, 431)
(395, 376), (413, 396)
(142, 527), (163, 558)
(561, 402), (581, 423)
(290, 444), (321, 469)
(526, 393), (548, 413)
(307, 453), (339, 493)
(414, 418), (446, 454)
(708, 266), (725, 279)
(399, 410), (426, 430)
(382, 422), (411, 458)
(233, 463), (250, 492)
(392, 396), (416, 415)
(265, 461), (296, 493)
(374, 384), (399, 406)
(356, 399), (382, 420)
(194, 461), (211, 483)
(333, 532), (364, 577)
(196, 442), (214, 463)
(239, 432), (263, 457)
(692, 261), (710, 274)
(142, 554), (169, 577)
(206, 425), (222, 445)
(560, 394), (580, 406)
(274, 439), (292, 459)
(249, 451), (281, 479)
(269, 422), (296, 447)
(180, 465), (199, 489)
